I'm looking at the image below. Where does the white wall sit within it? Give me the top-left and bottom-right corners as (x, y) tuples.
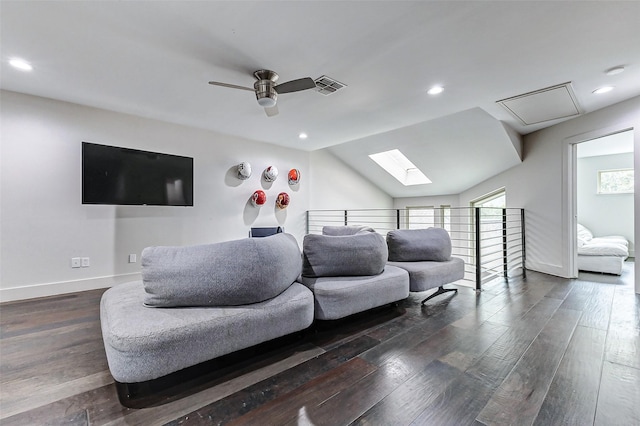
(459, 95), (640, 291)
(577, 153), (634, 256)
(0, 91), (389, 301)
(309, 150), (392, 210)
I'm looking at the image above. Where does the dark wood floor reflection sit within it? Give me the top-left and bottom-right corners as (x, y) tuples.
(1, 262), (638, 425)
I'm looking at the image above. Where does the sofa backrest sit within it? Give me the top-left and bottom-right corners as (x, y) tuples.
(142, 233), (302, 307)
(302, 232), (387, 277)
(322, 225), (376, 236)
(387, 228), (452, 262)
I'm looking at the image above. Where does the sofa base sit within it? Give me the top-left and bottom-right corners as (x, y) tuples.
(114, 330), (307, 408)
(420, 286), (458, 305)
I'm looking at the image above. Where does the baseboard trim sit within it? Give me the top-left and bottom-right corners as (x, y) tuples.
(0, 273), (141, 303)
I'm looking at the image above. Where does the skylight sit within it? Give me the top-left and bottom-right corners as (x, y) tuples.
(369, 149), (431, 186)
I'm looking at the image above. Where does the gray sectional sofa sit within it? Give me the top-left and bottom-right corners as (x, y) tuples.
(100, 226), (463, 407)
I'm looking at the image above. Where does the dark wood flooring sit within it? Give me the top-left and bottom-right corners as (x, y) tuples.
(1, 262), (638, 425)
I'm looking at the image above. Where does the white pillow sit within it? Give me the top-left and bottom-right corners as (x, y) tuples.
(577, 224), (593, 242)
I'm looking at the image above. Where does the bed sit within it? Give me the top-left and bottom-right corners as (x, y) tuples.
(577, 223), (629, 275)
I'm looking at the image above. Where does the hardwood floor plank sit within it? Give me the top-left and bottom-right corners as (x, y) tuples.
(475, 307), (581, 426)
(533, 325), (606, 426)
(359, 294), (482, 366)
(594, 361), (640, 425)
(609, 285), (640, 332)
(350, 359), (460, 426)
(604, 327), (640, 370)
(578, 283), (615, 330)
(164, 335), (379, 425)
(354, 322), (507, 425)
(225, 357), (377, 425)
(408, 370), (495, 426)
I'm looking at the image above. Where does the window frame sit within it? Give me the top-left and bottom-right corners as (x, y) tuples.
(597, 168), (634, 195)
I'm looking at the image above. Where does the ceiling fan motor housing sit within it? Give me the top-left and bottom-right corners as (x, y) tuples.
(254, 80), (277, 107)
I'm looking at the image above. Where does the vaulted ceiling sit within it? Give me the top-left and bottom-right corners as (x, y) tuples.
(2, 1), (639, 197)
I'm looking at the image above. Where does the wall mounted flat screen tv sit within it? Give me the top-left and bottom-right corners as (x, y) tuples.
(82, 142), (193, 206)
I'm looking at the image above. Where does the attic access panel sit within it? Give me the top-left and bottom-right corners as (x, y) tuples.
(497, 82), (581, 125)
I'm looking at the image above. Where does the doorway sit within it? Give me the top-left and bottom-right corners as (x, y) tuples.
(571, 129), (635, 276)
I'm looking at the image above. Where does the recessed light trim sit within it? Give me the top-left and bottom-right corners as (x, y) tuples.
(593, 86), (614, 94)
(9, 58), (33, 71)
(298, 132), (308, 140)
(369, 149), (431, 186)
(427, 85), (444, 95)
(605, 66), (625, 76)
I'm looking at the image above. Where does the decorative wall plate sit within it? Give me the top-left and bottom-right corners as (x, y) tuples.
(237, 161), (252, 180)
(288, 168), (301, 185)
(276, 192), (290, 209)
(263, 166), (278, 182)
(251, 190), (267, 207)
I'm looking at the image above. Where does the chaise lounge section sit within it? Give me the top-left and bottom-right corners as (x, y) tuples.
(100, 233), (314, 404)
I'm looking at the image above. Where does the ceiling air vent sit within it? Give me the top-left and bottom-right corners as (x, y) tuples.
(497, 82), (581, 125)
(314, 75), (347, 95)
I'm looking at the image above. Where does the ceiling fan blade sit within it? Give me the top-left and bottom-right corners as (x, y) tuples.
(208, 81), (254, 92)
(265, 105), (279, 117)
(274, 77), (316, 94)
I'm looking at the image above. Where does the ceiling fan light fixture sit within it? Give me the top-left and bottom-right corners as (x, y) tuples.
(254, 80), (278, 107)
(257, 95), (277, 108)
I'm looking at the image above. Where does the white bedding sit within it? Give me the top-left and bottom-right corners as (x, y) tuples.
(578, 241), (629, 257)
(577, 224), (629, 275)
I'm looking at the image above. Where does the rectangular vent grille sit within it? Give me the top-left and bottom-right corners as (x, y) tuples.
(314, 75), (346, 95)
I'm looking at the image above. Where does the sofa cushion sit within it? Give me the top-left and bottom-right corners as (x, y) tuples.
(299, 265), (409, 320)
(101, 281), (314, 382)
(142, 233), (302, 307)
(387, 228), (452, 262)
(322, 225), (376, 236)
(302, 232), (387, 277)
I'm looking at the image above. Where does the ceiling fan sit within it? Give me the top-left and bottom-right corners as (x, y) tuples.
(208, 70), (317, 117)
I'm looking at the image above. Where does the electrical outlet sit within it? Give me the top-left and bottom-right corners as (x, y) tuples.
(128, 254), (137, 263)
(71, 257), (81, 268)
(81, 257), (90, 267)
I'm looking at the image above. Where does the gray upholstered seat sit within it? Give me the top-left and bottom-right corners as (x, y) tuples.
(101, 280), (313, 383)
(299, 266), (409, 320)
(299, 226), (410, 320)
(386, 228), (465, 305)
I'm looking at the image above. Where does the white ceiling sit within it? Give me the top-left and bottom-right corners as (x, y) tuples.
(2, 1), (640, 198)
(577, 130), (635, 159)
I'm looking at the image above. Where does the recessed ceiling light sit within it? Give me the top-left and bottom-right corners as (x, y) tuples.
(605, 66), (625, 76)
(593, 86), (614, 94)
(9, 58), (33, 71)
(427, 86), (444, 95)
(298, 132), (308, 140)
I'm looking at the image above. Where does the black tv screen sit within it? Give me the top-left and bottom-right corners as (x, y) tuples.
(82, 142), (193, 206)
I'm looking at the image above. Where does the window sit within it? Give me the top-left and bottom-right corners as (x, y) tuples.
(598, 168), (634, 194)
(407, 206), (435, 229)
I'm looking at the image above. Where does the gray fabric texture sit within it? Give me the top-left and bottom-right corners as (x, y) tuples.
(100, 280), (314, 383)
(322, 226), (376, 236)
(302, 232), (388, 278)
(299, 265), (409, 320)
(388, 257), (465, 292)
(142, 233), (302, 307)
(387, 228), (452, 262)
